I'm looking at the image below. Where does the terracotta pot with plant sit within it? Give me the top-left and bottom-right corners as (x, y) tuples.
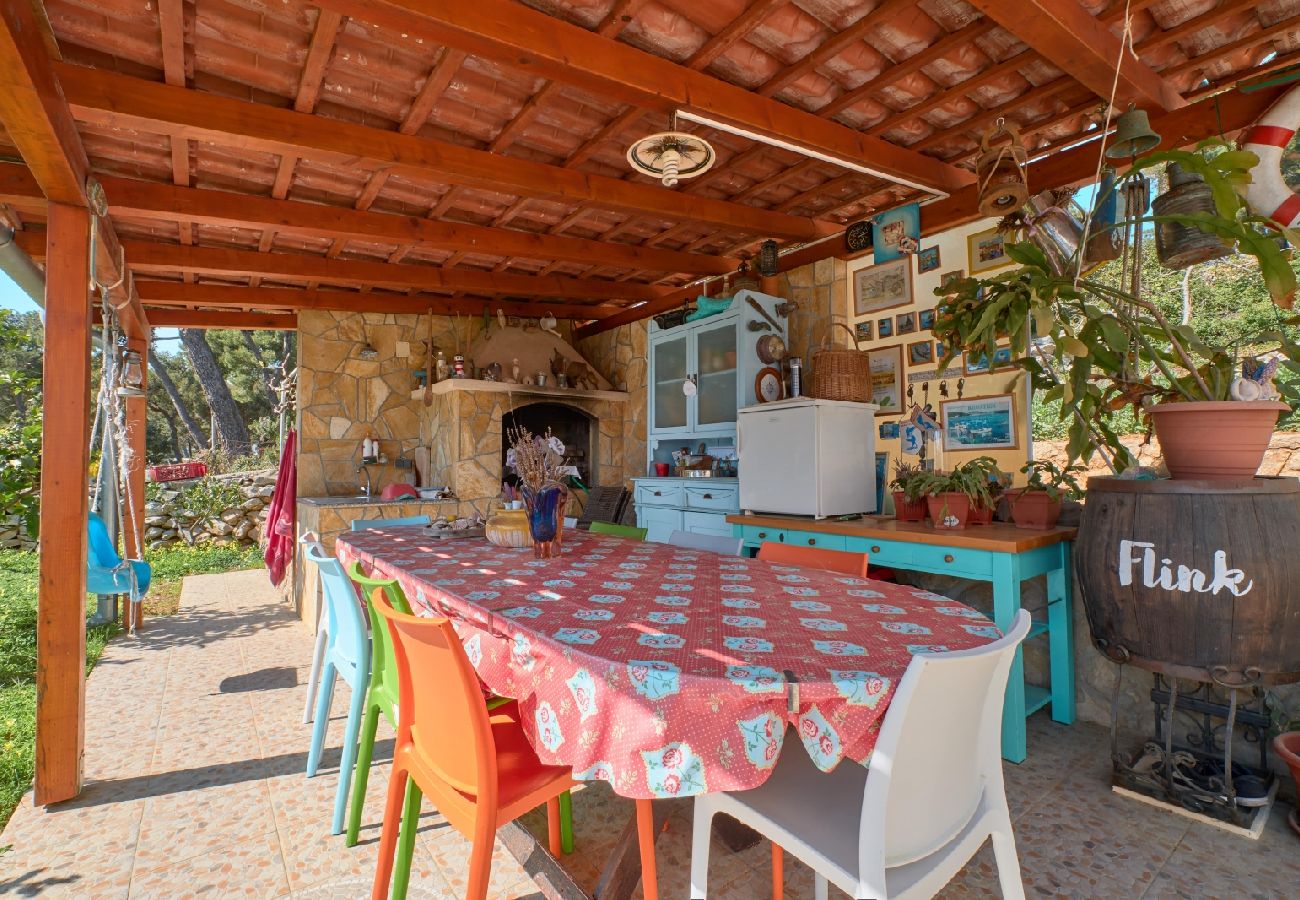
(933, 143), (1298, 479)
(959, 456), (1008, 525)
(1010, 460), (1084, 529)
(914, 466), (995, 531)
(889, 461), (929, 522)
(1274, 719), (1300, 838)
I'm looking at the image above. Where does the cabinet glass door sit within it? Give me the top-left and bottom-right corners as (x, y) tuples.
(651, 333), (689, 432)
(694, 318), (738, 429)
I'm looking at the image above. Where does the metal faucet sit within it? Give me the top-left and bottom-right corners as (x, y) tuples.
(358, 463), (374, 499)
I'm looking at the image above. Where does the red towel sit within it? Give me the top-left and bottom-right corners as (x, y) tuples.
(263, 428), (297, 586)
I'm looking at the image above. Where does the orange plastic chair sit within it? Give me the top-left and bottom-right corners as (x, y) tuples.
(369, 590), (575, 900)
(756, 541), (870, 578)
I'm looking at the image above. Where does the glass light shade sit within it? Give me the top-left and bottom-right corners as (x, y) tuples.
(117, 349), (145, 397)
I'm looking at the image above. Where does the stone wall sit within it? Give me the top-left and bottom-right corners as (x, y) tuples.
(576, 322), (648, 486)
(141, 470), (277, 548)
(775, 258), (847, 366)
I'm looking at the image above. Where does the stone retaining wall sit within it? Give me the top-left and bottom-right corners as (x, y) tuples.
(142, 469), (277, 548)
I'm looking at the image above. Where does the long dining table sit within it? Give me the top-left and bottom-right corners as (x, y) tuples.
(336, 526), (999, 899)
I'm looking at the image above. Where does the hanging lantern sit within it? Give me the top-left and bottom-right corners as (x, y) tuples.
(1083, 167), (1124, 266)
(117, 348), (145, 398)
(731, 256), (760, 294)
(1105, 105), (1161, 160)
(974, 120), (1029, 217)
(756, 240), (779, 277)
(1151, 162), (1232, 269)
(626, 129), (715, 187)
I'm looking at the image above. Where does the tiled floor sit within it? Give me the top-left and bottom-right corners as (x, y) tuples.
(1, 569), (1297, 899)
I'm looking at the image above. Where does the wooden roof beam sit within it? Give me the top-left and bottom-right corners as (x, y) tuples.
(965, 0), (1186, 112)
(100, 307), (299, 331)
(316, 0), (973, 195)
(134, 282), (619, 320)
(58, 65), (827, 243)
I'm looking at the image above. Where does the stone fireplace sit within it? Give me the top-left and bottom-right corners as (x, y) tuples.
(501, 402), (595, 487)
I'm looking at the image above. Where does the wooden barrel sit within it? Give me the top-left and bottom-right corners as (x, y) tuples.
(1075, 477), (1300, 686)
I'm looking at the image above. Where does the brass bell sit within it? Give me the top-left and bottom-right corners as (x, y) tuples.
(1151, 162), (1231, 269)
(975, 121), (1029, 217)
(1105, 105), (1161, 159)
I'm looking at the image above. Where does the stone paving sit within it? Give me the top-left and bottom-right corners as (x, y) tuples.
(1, 568), (1297, 899)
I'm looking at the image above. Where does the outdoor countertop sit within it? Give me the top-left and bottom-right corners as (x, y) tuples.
(727, 513), (1077, 553)
(296, 495), (456, 509)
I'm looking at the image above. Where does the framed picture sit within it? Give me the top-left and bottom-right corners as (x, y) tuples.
(941, 394), (1018, 451)
(853, 257), (912, 316)
(968, 228), (1011, 274)
(895, 311), (916, 335)
(872, 203), (921, 262)
(918, 308), (935, 330)
(868, 345), (904, 415)
(879, 422), (900, 440)
(877, 316), (894, 339)
(918, 245), (941, 273)
(992, 344), (1015, 371)
(939, 269), (965, 293)
(875, 451), (889, 514)
(854, 320), (873, 342)
(965, 351), (991, 376)
(907, 339), (934, 367)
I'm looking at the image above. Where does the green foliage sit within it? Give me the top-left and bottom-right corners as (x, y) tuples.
(937, 144), (1300, 467)
(145, 544), (264, 583)
(910, 457), (1004, 508)
(146, 476), (246, 521)
(1019, 460), (1085, 502)
(0, 313), (44, 536)
(888, 460), (929, 501)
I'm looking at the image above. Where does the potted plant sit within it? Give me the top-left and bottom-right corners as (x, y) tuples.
(1272, 719), (1300, 838)
(1009, 460), (1084, 529)
(933, 143), (1299, 479)
(913, 466), (996, 530)
(888, 460), (929, 521)
(957, 456), (1007, 525)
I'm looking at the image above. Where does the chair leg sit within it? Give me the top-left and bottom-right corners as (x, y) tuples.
(392, 778), (424, 900)
(546, 796), (562, 857)
(303, 623), (328, 724)
(814, 872), (829, 900)
(688, 803), (714, 899)
(991, 821), (1026, 900)
(636, 798), (660, 900)
(306, 660), (337, 777)
(771, 842), (783, 900)
(332, 678), (369, 834)
(558, 790), (574, 854)
(465, 814), (496, 900)
(346, 701), (383, 846)
(372, 766), (408, 900)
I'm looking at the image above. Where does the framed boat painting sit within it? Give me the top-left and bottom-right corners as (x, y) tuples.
(941, 394), (1018, 451)
(968, 228), (1012, 274)
(853, 258), (912, 317)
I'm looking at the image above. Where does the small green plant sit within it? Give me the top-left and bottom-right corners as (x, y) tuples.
(1019, 460), (1085, 502)
(956, 456), (1009, 503)
(889, 461), (929, 502)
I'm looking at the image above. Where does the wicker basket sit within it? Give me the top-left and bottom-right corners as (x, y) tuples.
(809, 322), (872, 402)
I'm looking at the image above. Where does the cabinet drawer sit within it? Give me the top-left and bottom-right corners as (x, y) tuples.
(742, 525), (786, 547)
(636, 483), (684, 507)
(913, 545), (993, 579)
(846, 538), (913, 569)
(683, 511), (733, 537)
(783, 531), (847, 551)
(684, 484), (738, 512)
(639, 506), (684, 543)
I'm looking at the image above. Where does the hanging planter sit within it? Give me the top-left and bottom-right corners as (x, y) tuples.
(1147, 400), (1289, 480)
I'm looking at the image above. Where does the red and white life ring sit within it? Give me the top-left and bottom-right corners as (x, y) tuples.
(1243, 85), (1300, 227)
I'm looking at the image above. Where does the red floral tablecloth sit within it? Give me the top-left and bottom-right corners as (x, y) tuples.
(336, 528), (997, 799)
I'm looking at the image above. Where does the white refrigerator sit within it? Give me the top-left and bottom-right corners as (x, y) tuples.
(737, 397), (879, 518)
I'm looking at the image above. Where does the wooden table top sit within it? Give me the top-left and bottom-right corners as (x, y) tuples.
(727, 513), (1076, 553)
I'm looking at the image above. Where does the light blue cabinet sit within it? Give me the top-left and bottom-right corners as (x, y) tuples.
(634, 478), (739, 543)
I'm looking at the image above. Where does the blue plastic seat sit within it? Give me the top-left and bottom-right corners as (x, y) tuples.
(87, 512), (151, 596)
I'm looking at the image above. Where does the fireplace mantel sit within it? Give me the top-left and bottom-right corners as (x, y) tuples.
(409, 378), (628, 404)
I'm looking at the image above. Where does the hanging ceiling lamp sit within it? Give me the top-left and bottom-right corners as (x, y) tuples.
(627, 116), (715, 188)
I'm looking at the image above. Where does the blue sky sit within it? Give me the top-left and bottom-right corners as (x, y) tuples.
(0, 268), (41, 315)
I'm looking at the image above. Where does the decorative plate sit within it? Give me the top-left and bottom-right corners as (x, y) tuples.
(755, 367), (784, 403)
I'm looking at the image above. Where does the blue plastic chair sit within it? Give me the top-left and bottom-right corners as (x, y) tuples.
(87, 512), (151, 596)
(302, 539), (372, 836)
(350, 515), (432, 531)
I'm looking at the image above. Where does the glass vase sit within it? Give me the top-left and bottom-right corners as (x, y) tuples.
(522, 482), (567, 559)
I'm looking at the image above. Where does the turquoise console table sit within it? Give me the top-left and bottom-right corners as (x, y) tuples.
(728, 514), (1076, 764)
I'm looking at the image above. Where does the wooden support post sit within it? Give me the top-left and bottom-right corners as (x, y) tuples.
(121, 334), (149, 632)
(35, 203), (93, 806)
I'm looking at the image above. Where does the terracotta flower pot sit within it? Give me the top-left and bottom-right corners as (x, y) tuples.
(1273, 732), (1300, 838)
(969, 500), (995, 525)
(892, 491), (927, 522)
(925, 492), (971, 530)
(1147, 400), (1289, 480)
(1009, 490), (1062, 530)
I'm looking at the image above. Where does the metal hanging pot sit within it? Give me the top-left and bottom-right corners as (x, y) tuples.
(1151, 162), (1232, 269)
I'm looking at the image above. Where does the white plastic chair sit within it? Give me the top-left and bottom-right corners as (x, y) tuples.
(667, 529), (744, 557)
(690, 610), (1032, 900)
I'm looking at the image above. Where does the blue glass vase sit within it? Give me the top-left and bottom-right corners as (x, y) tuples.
(522, 482), (567, 558)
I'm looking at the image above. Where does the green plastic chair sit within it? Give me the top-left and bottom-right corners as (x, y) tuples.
(588, 521), (648, 541)
(343, 562), (573, 852)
